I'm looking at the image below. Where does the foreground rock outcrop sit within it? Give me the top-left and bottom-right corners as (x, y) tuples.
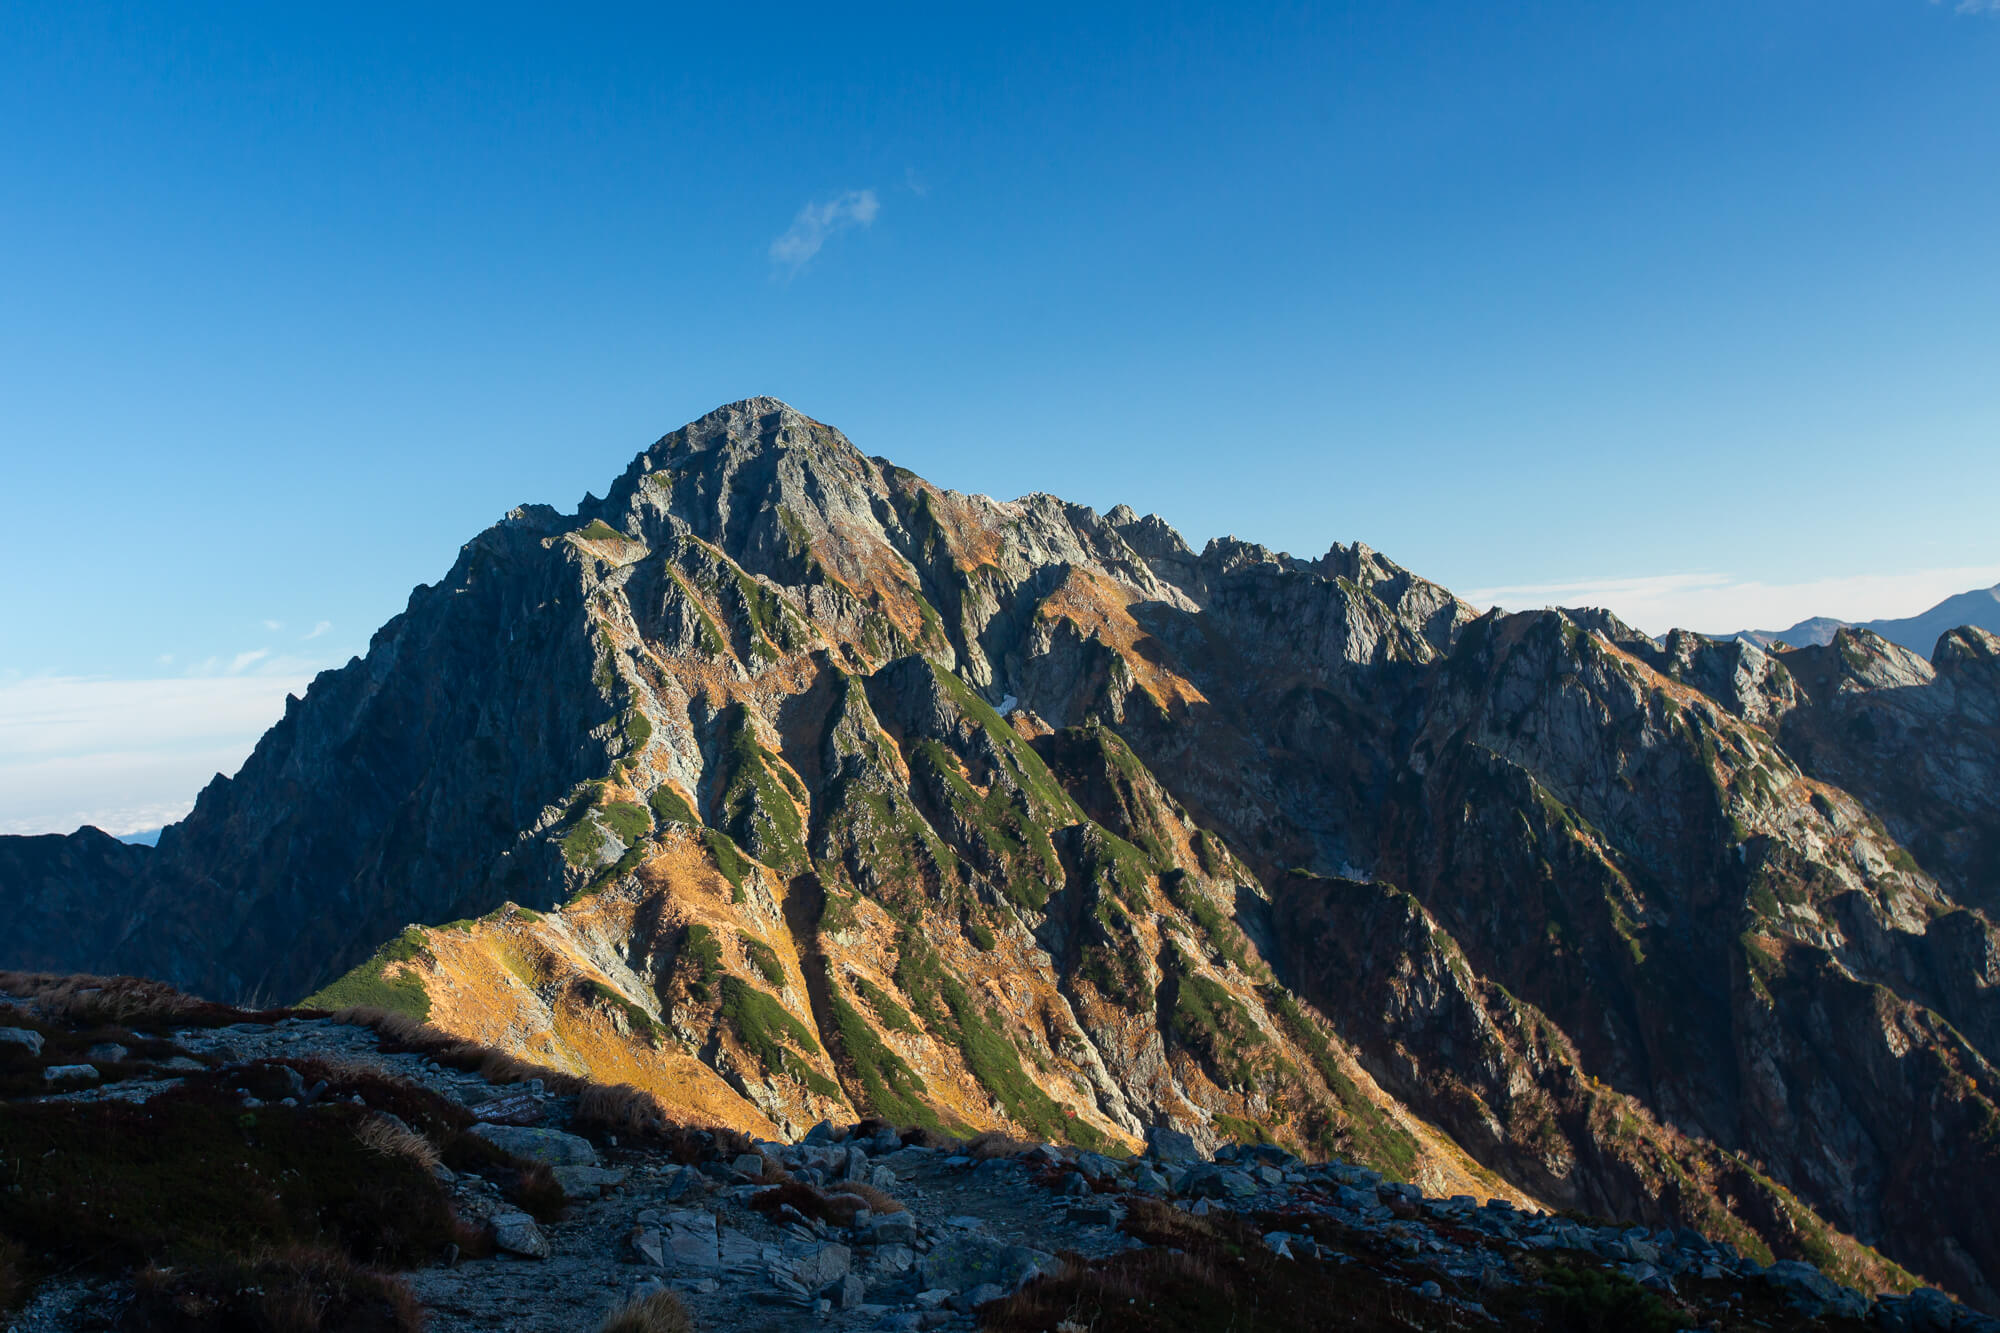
(2, 976), (1988, 1332)
(4, 399), (1998, 1309)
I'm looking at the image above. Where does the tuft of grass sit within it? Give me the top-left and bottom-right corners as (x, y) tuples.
(597, 1289), (695, 1333)
(579, 518), (624, 543)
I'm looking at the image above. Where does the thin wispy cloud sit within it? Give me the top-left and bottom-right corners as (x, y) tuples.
(262, 618), (284, 631)
(302, 620), (332, 640)
(1932, 0), (2000, 13)
(1465, 564), (2000, 638)
(768, 189), (880, 272)
(228, 648), (270, 674)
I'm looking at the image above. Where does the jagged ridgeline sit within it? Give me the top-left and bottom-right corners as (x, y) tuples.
(7, 399), (2000, 1312)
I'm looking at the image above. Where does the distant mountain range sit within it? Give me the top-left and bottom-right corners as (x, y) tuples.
(1727, 584), (2000, 655)
(5, 399), (1999, 1309)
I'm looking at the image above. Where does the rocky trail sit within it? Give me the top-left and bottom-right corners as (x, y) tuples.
(6, 989), (1995, 1333)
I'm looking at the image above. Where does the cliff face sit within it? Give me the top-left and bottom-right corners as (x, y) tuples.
(5, 398), (1997, 1306)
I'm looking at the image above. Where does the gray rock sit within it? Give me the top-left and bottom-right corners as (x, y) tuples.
(869, 1244), (916, 1273)
(85, 1042), (130, 1063)
(828, 1273), (868, 1309)
(468, 1123), (599, 1166)
(0, 1027), (43, 1057)
(732, 1152), (768, 1176)
(628, 1227), (666, 1267)
(914, 1289), (954, 1309)
(952, 1282), (1007, 1312)
(921, 1237), (1056, 1294)
(861, 1212), (919, 1246)
(551, 1163), (630, 1199)
(1146, 1126), (1201, 1162)
(43, 1064), (100, 1083)
(491, 1212), (550, 1259)
(789, 1242), (852, 1289)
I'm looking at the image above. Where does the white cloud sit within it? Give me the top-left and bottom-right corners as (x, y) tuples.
(1935, 0), (2000, 13)
(0, 668), (320, 836)
(769, 189), (881, 271)
(903, 166), (929, 197)
(262, 619), (284, 631)
(228, 648), (270, 674)
(1464, 564), (2000, 638)
(302, 620), (332, 640)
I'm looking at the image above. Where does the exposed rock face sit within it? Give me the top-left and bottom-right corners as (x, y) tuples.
(4, 398), (1997, 1307)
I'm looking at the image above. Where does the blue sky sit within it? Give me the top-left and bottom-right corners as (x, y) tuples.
(3, 1), (1998, 834)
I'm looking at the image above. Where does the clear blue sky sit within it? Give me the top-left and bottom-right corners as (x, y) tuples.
(3, 2), (1998, 833)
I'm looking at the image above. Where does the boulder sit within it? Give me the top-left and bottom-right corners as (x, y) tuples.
(1146, 1126), (1201, 1162)
(468, 1123), (599, 1165)
(551, 1163), (630, 1199)
(491, 1212), (550, 1259)
(0, 1027), (43, 1057)
(43, 1064), (100, 1082)
(920, 1237), (1057, 1294)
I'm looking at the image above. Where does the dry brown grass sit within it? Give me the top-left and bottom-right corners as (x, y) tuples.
(355, 1114), (441, 1172)
(597, 1289), (696, 1333)
(826, 1180), (905, 1214)
(575, 1082), (674, 1136)
(332, 1006), (587, 1094)
(962, 1130), (1036, 1160)
(127, 1248), (425, 1332)
(0, 971), (286, 1030)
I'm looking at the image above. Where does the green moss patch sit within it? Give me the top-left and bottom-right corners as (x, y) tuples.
(680, 924), (723, 1002)
(714, 705), (807, 876)
(739, 934), (787, 988)
(648, 784), (698, 828)
(828, 988), (940, 1131)
(301, 929), (433, 1020)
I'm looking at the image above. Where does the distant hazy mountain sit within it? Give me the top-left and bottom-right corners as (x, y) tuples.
(119, 828), (162, 847)
(1731, 583), (2000, 655)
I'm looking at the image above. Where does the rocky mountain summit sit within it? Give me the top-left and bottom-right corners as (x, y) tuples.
(1, 975), (1990, 1332)
(5, 399), (1999, 1315)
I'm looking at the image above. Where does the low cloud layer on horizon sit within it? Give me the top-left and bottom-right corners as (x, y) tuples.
(1466, 563), (2000, 639)
(0, 666), (321, 838)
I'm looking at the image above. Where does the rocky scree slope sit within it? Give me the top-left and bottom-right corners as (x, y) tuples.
(1, 977), (1989, 1333)
(3, 400), (1999, 1309)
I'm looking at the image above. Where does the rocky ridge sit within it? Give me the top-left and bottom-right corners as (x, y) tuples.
(4, 400), (1998, 1309)
(1, 985), (1989, 1333)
